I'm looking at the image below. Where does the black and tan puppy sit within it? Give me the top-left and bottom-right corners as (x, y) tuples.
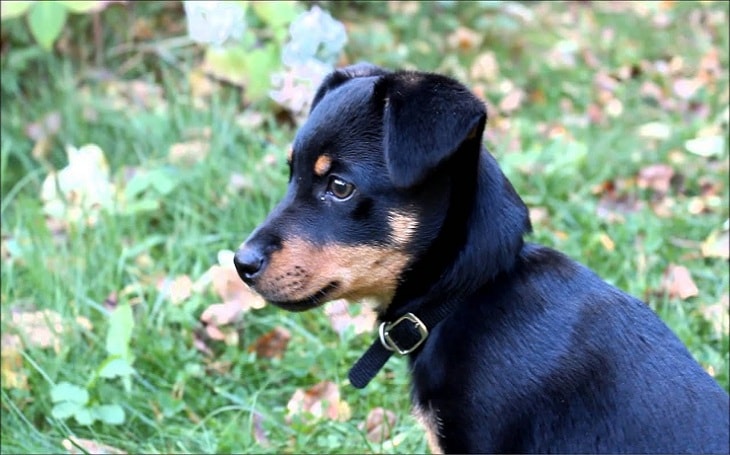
(234, 64), (729, 454)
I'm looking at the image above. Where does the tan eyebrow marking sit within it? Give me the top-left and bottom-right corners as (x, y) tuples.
(314, 154), (332, 176)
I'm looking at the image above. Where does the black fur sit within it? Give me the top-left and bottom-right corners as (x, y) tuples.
(235, 64), (730, 454)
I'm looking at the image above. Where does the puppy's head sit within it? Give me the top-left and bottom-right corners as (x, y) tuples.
(234, 64), (495, 313)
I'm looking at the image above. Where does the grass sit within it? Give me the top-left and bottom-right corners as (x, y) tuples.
(1, 2), (728, 454)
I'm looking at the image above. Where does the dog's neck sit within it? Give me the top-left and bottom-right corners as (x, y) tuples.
(383, 146), (531, 321)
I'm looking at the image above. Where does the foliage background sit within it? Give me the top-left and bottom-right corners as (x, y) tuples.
(1, 1), (728, 453)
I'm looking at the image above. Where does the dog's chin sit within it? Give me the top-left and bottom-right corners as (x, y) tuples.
(266, 282), (339, 312)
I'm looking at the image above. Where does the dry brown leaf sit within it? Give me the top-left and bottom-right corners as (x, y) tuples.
(359, 407), (397, 443)
(11, 309), (65, 352)
(599, 233), (615, 252)
(446, 27), (482, 52)
(661, 264), (699, 300)
(699, 295), (729, 338)
(252, 411), (271, 447)
(168, 140), (210, 166)
(324, 300), (376, 336)
(209, 264), (266, 310)
(499, 89), (525, 114)
(1, 334), (27, 390)
(62, 436), (126, 455)
(596, 193), (644, 224)
(470, 52), (499, 82)
(158, 275), (194, 305)
(528, 207), (549, 226)
(701, 228), (730, 260)
(637, 164), (674, 194)
(193, 332), (214, 357)
(286, 381), (351, 423)
(673, 78), (702, 100)
(249, 327), (291, 359)
(25, 111), (61, 160)
(200, 301), (243, 327)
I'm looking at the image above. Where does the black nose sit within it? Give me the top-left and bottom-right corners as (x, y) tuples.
(233, 246), (265, 284)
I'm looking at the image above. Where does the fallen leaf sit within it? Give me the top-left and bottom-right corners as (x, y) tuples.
(637, 122), (671, 140)
(158, 275), (194, 305)
(447, 27), (482, 52)
(528, 207), (549, 225)
(359, 407), (397, 443)
(1, 334), (27, 390)
(701, 227), (729, 259)
(324, 300), (376, 336)
(699, 295), (729, 338)
(168, 140), (210, 166)
(251, 411), (271, 447)
(227, 172), (254, 193)
(40, 144), (116, 228)
(200, 302), (243, 327)
(637, 164), (674, 193)
(209, 249), (266, 311)
(499, 88), (525, 114)
(248, 326), (291, 359)
(596, 193), (644, 223)
(661, 264), (699, 300)
(470, 52), (499, 82)
(599, 233), (615, 252)
(11, 309), (65, 352)
(685, 135), (725, 158)
(25, 111), (61, 161)
(673, 78), (702, 100)
(286, 381), (350, 423)
(62, 436), (126, 455)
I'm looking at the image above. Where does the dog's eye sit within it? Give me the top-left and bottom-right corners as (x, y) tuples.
(327, 177), (355, 200)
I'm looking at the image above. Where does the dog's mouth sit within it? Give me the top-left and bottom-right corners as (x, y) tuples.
(266, 281), (339, 312)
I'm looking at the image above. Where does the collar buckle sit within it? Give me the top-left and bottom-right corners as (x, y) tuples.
(378, 312), (429, 355)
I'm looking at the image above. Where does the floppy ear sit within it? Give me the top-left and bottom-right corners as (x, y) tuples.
(375, 72), (487, 189)
(310, 63), (390, 113)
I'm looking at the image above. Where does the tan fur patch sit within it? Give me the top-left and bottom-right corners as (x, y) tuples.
(314, 154), (332, 176)
(388, 212), (419, 246)
(413, 404), (444, 454)
(253, 237), (410, 308)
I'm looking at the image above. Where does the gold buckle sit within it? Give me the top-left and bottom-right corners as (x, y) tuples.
(378, 312), (429, 355)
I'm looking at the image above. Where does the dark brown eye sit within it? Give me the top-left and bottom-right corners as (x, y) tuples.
(328, 177), (355, 200)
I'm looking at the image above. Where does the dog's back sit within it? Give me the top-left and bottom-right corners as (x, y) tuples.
(411, 244), (729, 454)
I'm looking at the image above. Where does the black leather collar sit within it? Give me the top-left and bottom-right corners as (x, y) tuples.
(348, 298), (461, 389)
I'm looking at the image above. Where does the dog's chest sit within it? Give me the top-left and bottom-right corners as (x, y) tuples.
(412, 401), (444, 454)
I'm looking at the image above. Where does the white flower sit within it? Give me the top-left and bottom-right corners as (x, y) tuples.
(270, 6), (348, 120)
(184, 1), (246, 47)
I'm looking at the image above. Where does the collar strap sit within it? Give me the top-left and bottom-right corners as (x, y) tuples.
(348, 298), (460, 389)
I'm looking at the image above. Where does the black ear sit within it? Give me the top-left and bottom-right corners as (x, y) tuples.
(310, 63), (390, 113)
(375, 72), (487, 189)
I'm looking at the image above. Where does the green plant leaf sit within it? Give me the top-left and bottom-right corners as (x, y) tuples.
(51, 401), (84, 420)
(106, 303), (134, 358)
(121, 199), (161, 215)
(92, 404), (126, 425)
(251, 1), (300, 29)
(74, 407), (95, 425)
(59, 1), (101, 14)
(98, 357), (135, 379)
(26, 1), (68, 50)
(51, 381), (89, 405)
(148, 168), (180, 195)
(241, 45), (279, 101)
(1, 1), (32, 20)
(204, 46), (248, 87)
